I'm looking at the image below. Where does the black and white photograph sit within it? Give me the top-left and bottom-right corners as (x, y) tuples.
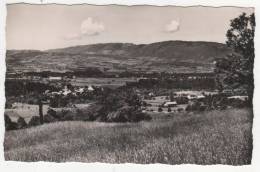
(2, 3), (255, 165)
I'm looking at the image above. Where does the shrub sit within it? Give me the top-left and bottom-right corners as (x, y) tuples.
(4, 114), (12, 124)
(47, 108), (59, 118)
(27, 98), (38, 105)
(5, 102), (12, 109)
(107, 106), (151, 122)
(46, 104), (104, 122)
(186, 101), (207, 112)
(49, 96), (59, 108)
(73, 104), (103, 121)
(158, 106), (163, 112)
(203, 94), (229, 110)
(59, 109), (75, 121)
(43, 114), (58, 123)
(175, 96), (189, 104)
(198, 105), (207, 111)
(28, 116), (41, 127)
(17, 117), (27, 129)
(186, 101), (203, 111)
(177, 108), (184, 112)
(227, 99), (249, 108)
(74, 109), (91, 121)
(4, 115), (17, 130)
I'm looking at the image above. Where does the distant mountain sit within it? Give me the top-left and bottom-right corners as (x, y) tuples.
(6, 41), (235, 74)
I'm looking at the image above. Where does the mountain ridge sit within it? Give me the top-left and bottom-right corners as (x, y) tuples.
(6, 40), (234, 73)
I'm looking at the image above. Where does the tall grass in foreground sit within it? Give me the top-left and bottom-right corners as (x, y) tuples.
(4, 108), (253, 165)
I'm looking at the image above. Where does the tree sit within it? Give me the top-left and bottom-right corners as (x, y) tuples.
(158, 106), (163, 112)
(216, 13), (255, 105)
(125, 89), (142, 110)
(169, 92), (175, 101)
(38, 96), (44, 124)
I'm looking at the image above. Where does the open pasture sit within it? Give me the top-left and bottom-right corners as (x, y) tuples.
(4, 108), (253, 164)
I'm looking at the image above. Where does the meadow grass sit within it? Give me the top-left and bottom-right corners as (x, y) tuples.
(4, 108), (253, 165)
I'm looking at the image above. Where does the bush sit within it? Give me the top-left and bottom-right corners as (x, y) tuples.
(186, 101), (206, 112)
(46, 104), (104, 122)
(227, 99), (249, 108)
(177, 108), (184, 112)
(28, 116), (41, 127)
(59, 109), (75, 121)
(175, 96), (189, 104)
(43, 114), (58, 123)
(4, 114), (12, 125)
(4, 115), (17, 130)
(47, 108), (59, 118)
(49, 95), (69, 108)
(47, 109), (73, 121)
(203, 95), (229, 110)
(107, 106), (151, 122)
(5, 102), (12, 109)
(75, 104), (103, 121)
(158, 107), (163, 112)
(17, 117), (27, 129)
(199, 105), (207, 111)
(27, 98), (38, 105)
(75, 109), (93, 121)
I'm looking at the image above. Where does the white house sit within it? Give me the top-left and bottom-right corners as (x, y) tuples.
(228, 96), (248, 101)
(49, 76), (62, 81)
(163, 101), (177, 107)
(75, 87), (85, 94)
(87, 85), (94, 91)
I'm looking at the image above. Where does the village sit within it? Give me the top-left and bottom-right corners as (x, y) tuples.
(4, 74), (249, 131)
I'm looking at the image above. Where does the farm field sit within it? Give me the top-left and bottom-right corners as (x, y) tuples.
(69, 77), (139, 87)
(4, 108), (253, 164)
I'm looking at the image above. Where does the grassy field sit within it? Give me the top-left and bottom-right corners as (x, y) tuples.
(4, 108), (253, 165)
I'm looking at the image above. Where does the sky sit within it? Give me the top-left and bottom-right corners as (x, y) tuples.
(6, 4), (254, 50)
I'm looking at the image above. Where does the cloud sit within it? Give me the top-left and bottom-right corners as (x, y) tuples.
(64, 17), (105, 40)
(164, 19), (180, 33)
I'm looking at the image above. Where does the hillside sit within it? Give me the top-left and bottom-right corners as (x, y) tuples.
(6, 41), (234, 74)
(4, 108), (252, 164)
